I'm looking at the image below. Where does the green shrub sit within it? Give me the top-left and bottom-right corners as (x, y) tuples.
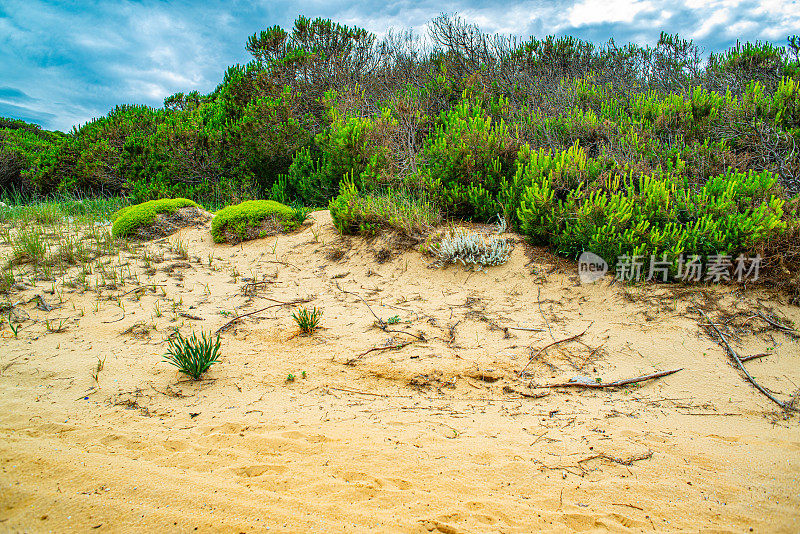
(163, 330), (222, 380)
(517, 155), (788, 272)
(111, 198), (199, 237)
(420, 93), (518, 221)
(329, 179), (440, 237)
(210, 199), (301, 243)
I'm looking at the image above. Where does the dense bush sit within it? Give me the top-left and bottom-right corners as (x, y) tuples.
(210, 199), (302, 243)
(517, 154), (787, 269)
(2, 15), (799, 284)
(112, 198), (199, 237)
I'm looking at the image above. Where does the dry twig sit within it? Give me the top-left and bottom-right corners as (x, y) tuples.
(695, 307), (793, 411)
(534, 368), (682, 389)
(215, 297), (313, 334)
(520, 330), (587, 377)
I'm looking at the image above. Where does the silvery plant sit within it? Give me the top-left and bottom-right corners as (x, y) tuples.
(434, 216), (512, 269)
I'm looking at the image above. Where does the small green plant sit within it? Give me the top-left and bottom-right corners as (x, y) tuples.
(163, 330), (222, 380)
(91, 356), (106, 384)
(7, 314), (21, 338)
(286, 373), (296, 382)
(387, 315), (400, 325)
(171, 238), (189, 260)
(45, 317), (68, 333)
(292, 306), (322, 334)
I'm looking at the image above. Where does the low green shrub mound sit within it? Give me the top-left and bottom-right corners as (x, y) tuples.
(211, 200), (303, 243)
(112, 198), (199, 237)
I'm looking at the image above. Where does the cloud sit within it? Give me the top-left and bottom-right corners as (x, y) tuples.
(0, 87), (32, 101)
(568, 0), (656, 27)
(0, 0), (795, 131)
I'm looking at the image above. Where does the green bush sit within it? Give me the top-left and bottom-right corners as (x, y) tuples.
(111, 198), (198, 237)
(420, 92), (518, 221)
(210, 199), (301, 243)
(329, 179), (441, 237)
(517, 152), (788, 271)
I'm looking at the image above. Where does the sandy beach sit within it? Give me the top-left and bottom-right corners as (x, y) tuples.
(1, 210), (799, 533)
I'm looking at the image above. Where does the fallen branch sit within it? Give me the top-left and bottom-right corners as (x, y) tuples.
(519, 330), (587, 377)
(345, 341), (414, 365)
(695, 308), (793, 411)
(215, 297), (313, 334)
(334, 281), (385, 328)
(534, 368), (682, 389)
(579, 450), (653, 466)
(756, 311), (799, 338)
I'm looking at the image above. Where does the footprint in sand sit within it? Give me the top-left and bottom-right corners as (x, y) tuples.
(231, 464), (288, 477)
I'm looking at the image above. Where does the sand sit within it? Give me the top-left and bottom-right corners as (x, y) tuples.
(1, 210), (799, 533)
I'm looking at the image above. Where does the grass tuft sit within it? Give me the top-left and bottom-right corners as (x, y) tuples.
(292, 306), (322, 334)
(163, 330), (222, 380)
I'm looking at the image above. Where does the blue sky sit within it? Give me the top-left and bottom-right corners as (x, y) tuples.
(1, 0), (798, 131)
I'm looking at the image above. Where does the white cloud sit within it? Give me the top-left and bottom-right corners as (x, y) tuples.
(568, 0), (656, 27)
(692, 7), (731, 38)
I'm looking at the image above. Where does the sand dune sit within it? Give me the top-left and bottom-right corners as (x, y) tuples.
(1, 210), (799, 532)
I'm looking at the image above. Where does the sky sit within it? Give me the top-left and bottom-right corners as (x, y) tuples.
(1, 0), (798, 132)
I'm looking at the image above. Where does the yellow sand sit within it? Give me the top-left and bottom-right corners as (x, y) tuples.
(1, 211), (798, 533)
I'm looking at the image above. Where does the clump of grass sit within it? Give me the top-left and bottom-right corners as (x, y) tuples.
(0, 266), (14, 294)
(170, 238), (189, 260)
(290, 203), (311, 226)
(112, 198), (198, 238)
(292, 306), (322, 334)
(11, 227), (47, 265)
(163, 330), (222, 380)
(329, 181), (440, 238)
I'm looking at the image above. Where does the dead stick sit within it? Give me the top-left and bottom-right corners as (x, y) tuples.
(345, 341), (413, 365)
(216, 297), (312, 334)
(740, 352), (769, 362)
(383, 328), (426, 341)
(756, 311), (799, 338)
(696, 308), (791, 411)
(117, 284), (165, 298)
(334, 281), (385, 328)
(579, 450), (653, 466)
(535, 368), (682, 389)
(520, 330), (587, 377)
(505, 326), (546, 332)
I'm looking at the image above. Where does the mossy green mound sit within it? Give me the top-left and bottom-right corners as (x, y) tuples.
(112, 198), (199, 238)
(211, 200), (303, 244)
